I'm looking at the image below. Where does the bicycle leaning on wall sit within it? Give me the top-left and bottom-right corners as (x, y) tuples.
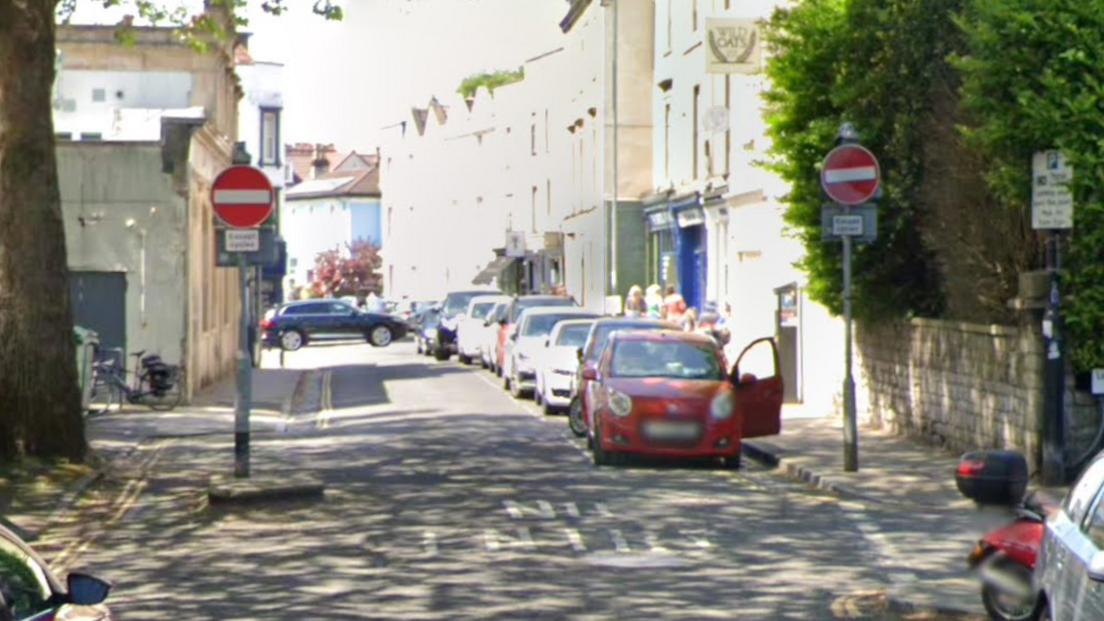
(89, 348), (185, 413)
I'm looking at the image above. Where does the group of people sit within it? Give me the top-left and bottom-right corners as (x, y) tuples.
(622, 284), (731, 346)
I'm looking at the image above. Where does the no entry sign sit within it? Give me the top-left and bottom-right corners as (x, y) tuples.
(211, 165), (274, 228)
(821, 144), (880, 205)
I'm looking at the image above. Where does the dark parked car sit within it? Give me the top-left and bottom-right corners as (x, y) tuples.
(261, 299), (408, 351)
(433, 289), (497, 360)
(412, 307), (442, 356)
(0, 523), (113, 620)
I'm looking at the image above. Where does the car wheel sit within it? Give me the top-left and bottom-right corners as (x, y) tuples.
(416, 339), (424, 355)
(510, 370), (528, 399)
(480, 355), (489, 369)
(503, 373), (511, 391)
(534, 388), (543, 406)
(368, 325), (394, 347)
(280, 329), (305, 352)
(458, 353), (472, 365)
(434, 346), (451, 361)
(569, 397), (588, 437)
(542, 397), (557, 416)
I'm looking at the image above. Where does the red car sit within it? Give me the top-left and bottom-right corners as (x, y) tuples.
(583, 330), (783, 467)
(573, 318), (676, 434)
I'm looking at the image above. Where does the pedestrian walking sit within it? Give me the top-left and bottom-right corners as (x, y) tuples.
(645, 284), (664, 319)
(663, 285), (687, 323)
(624, 285), (646, 317)
(680, 307), (698, 332)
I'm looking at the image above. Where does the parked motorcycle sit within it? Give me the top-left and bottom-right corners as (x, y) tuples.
(956, 451), (1056, 621)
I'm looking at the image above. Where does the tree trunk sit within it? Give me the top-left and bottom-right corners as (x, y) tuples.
(0, 0), (87, 460)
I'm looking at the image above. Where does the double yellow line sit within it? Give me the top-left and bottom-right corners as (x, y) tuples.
(316, 370), (334, 429)
(49, 439), (170, 574)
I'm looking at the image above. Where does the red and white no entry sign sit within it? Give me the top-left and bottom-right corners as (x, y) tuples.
(211, 165), (274, 228)
(821, 144), (881, 205)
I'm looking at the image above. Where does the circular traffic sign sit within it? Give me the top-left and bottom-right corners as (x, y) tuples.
(211, 165), (274, 228)
(821, 144), (881, 205)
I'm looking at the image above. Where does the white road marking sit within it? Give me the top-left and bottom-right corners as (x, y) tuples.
(564, 528), (588, 552)
(483, 527), (536, 552)
(680, 530), (713, 549)
(422, 531), (438, 557)
(610, 529), (630, 552)
(503, 500), (556, 519)
(645, 533), (670, 553)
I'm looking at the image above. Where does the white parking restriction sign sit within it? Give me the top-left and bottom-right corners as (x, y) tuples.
(832, 215), (864, 236)
(225, 229), (260, 252)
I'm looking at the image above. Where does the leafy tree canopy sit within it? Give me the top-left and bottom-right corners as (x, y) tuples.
(456, 67), (525, 99)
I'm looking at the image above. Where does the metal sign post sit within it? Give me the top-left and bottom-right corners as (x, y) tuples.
(211, 165), (275, 479)
(821, 124), (881, 473)
(1032, 149), (1073, 486)
(841, 210), (858, 472)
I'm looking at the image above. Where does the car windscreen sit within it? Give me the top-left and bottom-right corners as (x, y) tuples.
(586, 324), (667, 362)
(510, 298), (574, 322)
(610, 340), (722, 380)
(470, 302), (496, 320)
(556, 323), (593, 347)
(444, 292), (483, 316)
(522, 314), (584, 337)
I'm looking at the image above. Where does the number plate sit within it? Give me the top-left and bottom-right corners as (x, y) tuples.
(643, 421), (701, 440)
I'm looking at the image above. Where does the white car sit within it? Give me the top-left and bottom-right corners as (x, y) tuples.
(480, 301), (510, 372)
(534, 318), (596, 414)
(503, 307), (600, 399)
(458, 295), (509, 365)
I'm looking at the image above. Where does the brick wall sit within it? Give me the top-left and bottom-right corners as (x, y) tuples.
(853, 318), (1047, 471)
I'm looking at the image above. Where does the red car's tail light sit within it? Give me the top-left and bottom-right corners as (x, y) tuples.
(259, 318), (273, 330)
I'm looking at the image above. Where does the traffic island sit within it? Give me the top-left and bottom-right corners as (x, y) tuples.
(207, 473), (326, 505)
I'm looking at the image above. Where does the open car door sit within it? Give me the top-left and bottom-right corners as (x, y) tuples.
(731, 337), (784, 438)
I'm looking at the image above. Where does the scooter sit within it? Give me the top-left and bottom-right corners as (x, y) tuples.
(965, 490), (1056, 621)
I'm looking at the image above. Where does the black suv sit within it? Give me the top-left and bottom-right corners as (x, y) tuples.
(261, 299), (408, 351)
(434, 289), (497, 360)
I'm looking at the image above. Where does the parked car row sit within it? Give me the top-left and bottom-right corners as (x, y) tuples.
(420, 290), (786, 469)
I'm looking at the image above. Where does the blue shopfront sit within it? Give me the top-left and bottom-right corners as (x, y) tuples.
(671, 194), (707, 312)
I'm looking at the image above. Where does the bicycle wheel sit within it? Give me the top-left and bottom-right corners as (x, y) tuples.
(143, 368), (184, 412)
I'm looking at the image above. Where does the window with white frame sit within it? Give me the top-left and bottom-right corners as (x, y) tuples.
(260, 108), (281, 166)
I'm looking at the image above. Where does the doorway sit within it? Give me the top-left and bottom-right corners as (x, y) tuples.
(70, 271), (127, 357)
(774, 283), (802, 403)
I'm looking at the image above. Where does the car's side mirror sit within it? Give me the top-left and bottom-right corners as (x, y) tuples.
(509, 332), (518, 341)
(576, 347), (584, 361)
(498, 318), (508, 326)
(483, 320), (491, 327)
(581, 368), (598, 381)
(734, 372), (758, 385)
(68, 573), (112, 606)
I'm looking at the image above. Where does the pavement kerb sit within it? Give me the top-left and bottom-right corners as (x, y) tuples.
(742, 440), (942, 509)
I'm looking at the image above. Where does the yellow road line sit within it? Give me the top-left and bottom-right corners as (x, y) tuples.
(316, 369), (334, 429)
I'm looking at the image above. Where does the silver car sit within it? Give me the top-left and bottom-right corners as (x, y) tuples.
(1035, 454), (1104, 620)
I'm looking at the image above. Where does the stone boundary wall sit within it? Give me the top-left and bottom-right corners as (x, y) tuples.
(853, 318), (1046, 471)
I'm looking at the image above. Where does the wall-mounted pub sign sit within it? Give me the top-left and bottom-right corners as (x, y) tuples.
(705, 18), (763, 75)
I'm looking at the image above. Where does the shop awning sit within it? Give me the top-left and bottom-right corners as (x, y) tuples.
(472, 256), (518, 285)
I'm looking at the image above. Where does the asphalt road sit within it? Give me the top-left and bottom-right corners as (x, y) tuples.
(66, 342), (956, 621)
